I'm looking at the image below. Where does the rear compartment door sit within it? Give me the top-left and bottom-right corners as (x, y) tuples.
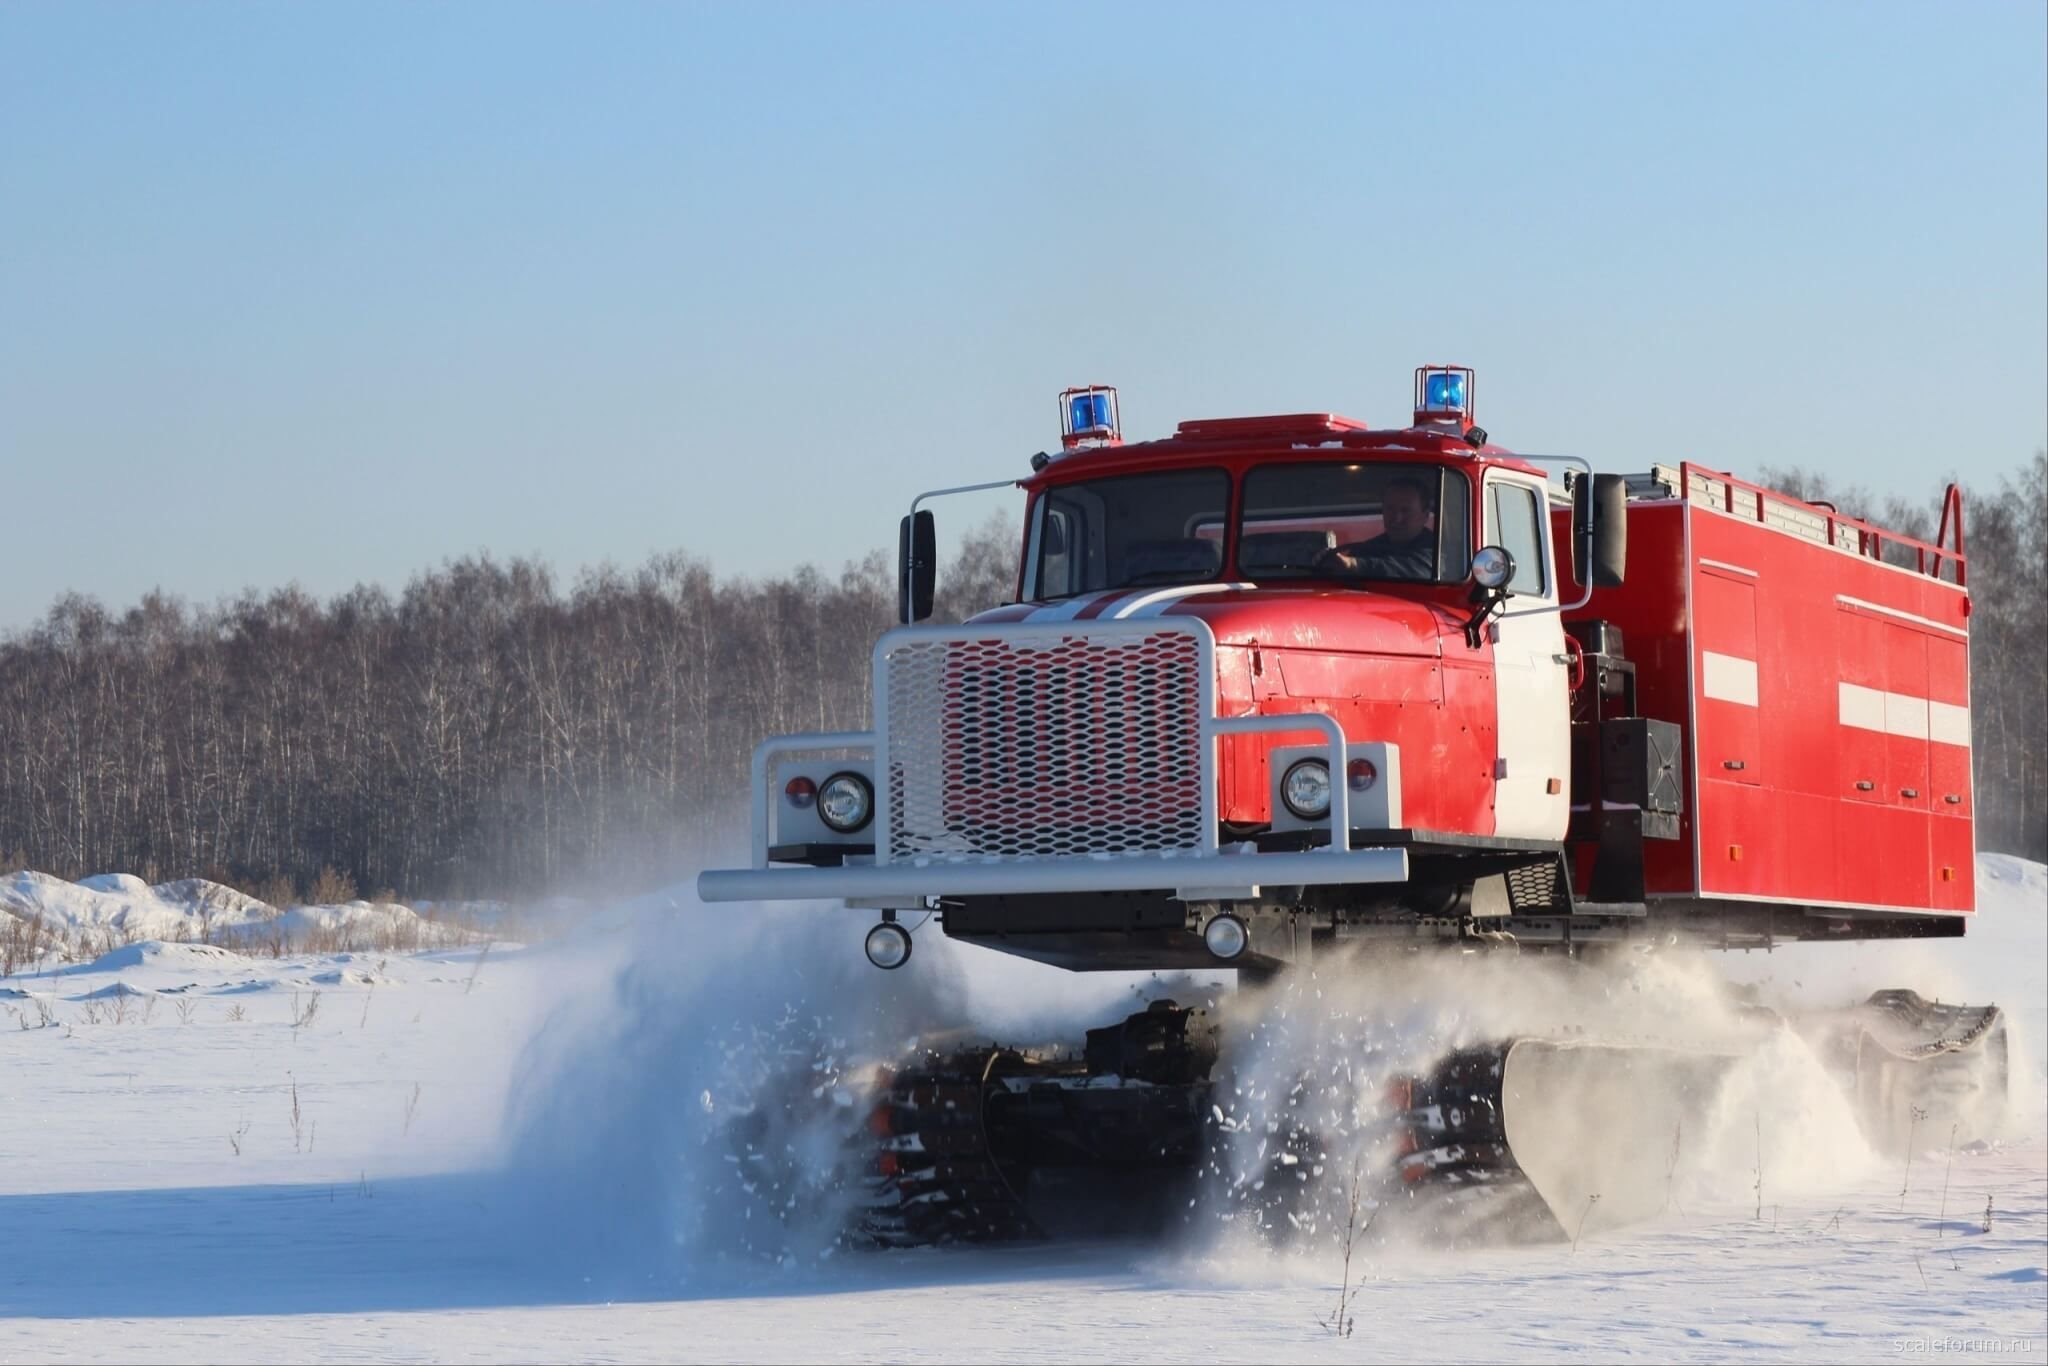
(1833, 602), (1892, 906)
(1927, 632), (1974, 909)
(1694, 567), (1761, 787)
(1879, 623), (1932, 908)
(1834, 605), (1890, 806)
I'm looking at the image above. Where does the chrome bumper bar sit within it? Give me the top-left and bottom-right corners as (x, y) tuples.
(696, 846), (1409, 903)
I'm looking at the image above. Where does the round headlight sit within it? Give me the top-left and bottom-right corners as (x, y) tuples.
(1203, 913), (1249, 961)
(818, 772), (874, 833)
(864, 921), (912, 970)
(1472, 545), (1515, 591)
(1281, 758), (1332, 820)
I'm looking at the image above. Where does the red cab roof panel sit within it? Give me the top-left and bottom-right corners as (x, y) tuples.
(1171, 413), (1375, 441)
(1030, 413), (1544, 484)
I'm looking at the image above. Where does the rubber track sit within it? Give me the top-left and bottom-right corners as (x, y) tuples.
(852, 1052), (1043, 1248)
(850, 1041), (1553, 1248)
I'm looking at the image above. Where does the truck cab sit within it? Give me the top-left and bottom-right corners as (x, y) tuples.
(977, 406), (1571, 846)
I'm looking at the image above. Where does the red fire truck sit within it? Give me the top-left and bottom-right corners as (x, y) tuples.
(700, 368), (2004, 1247)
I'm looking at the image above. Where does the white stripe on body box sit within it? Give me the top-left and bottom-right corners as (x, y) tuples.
(1929, 700), (1971, 746)
(1701, 651), (1759, 707)
(1838, 682), (1971, 746)
(1884, 690), (1929, 741)
(1705, 660), (1972, 748)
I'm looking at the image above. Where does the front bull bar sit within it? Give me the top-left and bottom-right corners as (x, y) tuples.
(696, 619), (1410, 904)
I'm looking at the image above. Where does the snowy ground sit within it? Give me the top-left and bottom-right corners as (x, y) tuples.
(2, 859), (2043, 1364)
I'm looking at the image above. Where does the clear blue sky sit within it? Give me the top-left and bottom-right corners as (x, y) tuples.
(3, 1), (2042, 629)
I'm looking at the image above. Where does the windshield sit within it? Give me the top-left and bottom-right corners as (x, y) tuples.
(1025, 468), (1231, 600)
(1238, 462), (1471, 584)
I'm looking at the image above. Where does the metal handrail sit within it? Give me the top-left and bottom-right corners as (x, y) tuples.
(1681, 462), (1967, 585)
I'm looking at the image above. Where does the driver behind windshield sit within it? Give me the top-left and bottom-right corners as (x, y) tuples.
(1318, 476), (1437, 580)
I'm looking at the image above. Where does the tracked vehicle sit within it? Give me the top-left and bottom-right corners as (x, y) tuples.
(700, 368), (2007, 1245)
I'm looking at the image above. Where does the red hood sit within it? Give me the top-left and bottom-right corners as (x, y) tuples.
(968, 585), (1446, 656)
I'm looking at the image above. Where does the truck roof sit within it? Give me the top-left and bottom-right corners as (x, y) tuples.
(1026, 413), (1549, 487)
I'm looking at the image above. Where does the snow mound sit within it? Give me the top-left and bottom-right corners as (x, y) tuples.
(1980, 852), (2047, 907)
(309, 967), (391, 987)
(1, 870), (266, 944)
(263, 900), (474, 951)
(1, 870), (89, 920)
(70, 941), (248, 973)
(149, 879), (282, 927)
(76, 873), (152, 897)
(71, 981), (152, 1000)
(0, 870), (479, 970)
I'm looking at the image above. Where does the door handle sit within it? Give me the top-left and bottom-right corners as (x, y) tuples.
(1900, 788), (1919, 799)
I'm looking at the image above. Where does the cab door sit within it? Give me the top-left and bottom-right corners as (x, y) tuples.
(1484, 473), (1570, 841)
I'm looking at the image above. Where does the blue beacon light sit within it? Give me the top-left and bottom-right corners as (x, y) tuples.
(1413, 365), (1476, 428)
(1424, 370), (1466, 413)
(1058, 385), (1121, 450)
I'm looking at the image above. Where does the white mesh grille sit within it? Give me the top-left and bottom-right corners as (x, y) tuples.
(880, 625), (1209, 861)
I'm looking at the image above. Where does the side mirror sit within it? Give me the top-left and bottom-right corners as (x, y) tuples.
(1591, 473), (1627, 587)
(1572, 473), (1628, 589)
(898, 510), (936, 623)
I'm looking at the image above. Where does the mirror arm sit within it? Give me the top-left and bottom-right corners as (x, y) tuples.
(909, 478), (1019, 518)
(1462, 586), (1509, 649)
(898, 478), (1024, 625)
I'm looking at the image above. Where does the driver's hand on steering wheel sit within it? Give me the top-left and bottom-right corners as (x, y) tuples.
(1315, 547), (1362, 575)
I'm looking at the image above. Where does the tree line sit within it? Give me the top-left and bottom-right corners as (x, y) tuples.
(0, 458), (2040, 904)
(0, 518), (1018, 903)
